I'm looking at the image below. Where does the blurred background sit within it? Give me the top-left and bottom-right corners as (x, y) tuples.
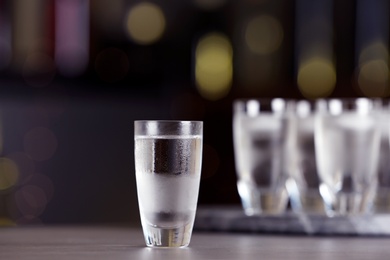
(0, 0), (389, 226)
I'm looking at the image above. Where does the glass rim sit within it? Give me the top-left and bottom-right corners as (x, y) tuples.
(315, 97), (374, 102)
(134, 120), (203, 124)
(315, 98), (379, 115)
(233, 97), (291, 103)
(314, 98), (376, 107)
(134, 120), (203, 136)
(233, 98), (294, 115)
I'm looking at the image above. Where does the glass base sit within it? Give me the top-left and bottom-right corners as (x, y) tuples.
(291, 193), (325, 215)
(142, 222), (194, 248)
(239, 190), (289, 216)
(324, 192), (365, 217)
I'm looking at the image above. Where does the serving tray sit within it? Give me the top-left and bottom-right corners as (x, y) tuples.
(194, 206), (390, 236)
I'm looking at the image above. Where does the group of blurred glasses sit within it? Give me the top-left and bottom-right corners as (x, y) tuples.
(233, 98), (390, 217)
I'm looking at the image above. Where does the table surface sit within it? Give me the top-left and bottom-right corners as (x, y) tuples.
(1, 226), (390, 260)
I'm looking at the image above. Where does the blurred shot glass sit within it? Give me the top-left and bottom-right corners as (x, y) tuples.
(233, 99), (292, 216)
(134, 120), (203, 248)
(314, 99), (381, 216)
(374, 100), (390, 213)
(288, 100), (325, 216)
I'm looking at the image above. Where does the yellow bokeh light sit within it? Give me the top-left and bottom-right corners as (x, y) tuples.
(195, 33), (233, 100)
(245, 15), (284, 55)
(357, 41), (389, 97)
(297, 58), (336, 98)
(359, 42), (388, 66)
(0, 157), (19, 191)
(357, 60), (389, 97)
(0, 217), (16, 227)
(125, 2), (166, 45)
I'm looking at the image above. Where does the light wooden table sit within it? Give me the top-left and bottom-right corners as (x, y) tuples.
(1, 226), (390, 260)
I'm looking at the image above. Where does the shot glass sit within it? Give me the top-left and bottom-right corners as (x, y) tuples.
(233, 99), (293, 216)
(314, 98), (381, 216)
(374, 100), (390, 213)
(134, 120), (203, 248)
(288, 100), (325, 215)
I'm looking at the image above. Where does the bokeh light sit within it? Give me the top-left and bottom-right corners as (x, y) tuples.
(357, 60), (389, 97)
(23, 127), (58, 162)
(125, 2), (166, 45)
(297, 57), (336, 98)
(195, 33), (233, 100)
(12, 0), (44, 69)
(25, 173), (55, 201)
(0, 217), (16, 227)
(295, 0), (334, 99)
(22, 52), (56, 88)
(15, 185), (48, 218)
(356, 42), (389, 97)
(7, 152), (35, 186)
(5, 172), (54, 223)
(95, 47), (130, 83)
(55, 0), (90, 77)
(0, 157), (19, 191)
(245, 15), (283, 55)
(358, 42), (388, 65)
